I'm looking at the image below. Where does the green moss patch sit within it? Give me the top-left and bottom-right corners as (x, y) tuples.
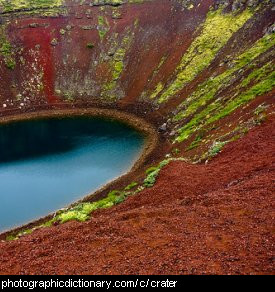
(156, 7), (254, 103)
(98, 15), (110, 40)
(124, 182), (138, 190)
(101, 31), (134, 99)
(0, 0), (63, 13)
(0, 27), (16, 70)
(86, 42), (95, 49)
(174, 33), (275, 143)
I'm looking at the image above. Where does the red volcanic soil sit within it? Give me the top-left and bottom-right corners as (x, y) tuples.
(0, 116), (274, 275)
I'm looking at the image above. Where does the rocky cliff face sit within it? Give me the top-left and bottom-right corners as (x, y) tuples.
(0, 0), (274, 160)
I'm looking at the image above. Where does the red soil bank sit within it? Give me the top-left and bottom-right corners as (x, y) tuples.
(0, 116), (274, 275)
(0, 0), (274, 275)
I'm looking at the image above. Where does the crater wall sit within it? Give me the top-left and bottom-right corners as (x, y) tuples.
(0, 0), (274, 160)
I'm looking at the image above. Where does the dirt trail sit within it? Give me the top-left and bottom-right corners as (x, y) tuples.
(0, 117), (274, 275)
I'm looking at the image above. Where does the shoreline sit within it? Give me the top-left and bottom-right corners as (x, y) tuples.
(0, 108), (159, 239)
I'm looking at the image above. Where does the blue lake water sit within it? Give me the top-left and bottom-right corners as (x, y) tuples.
(0, 116), (144, 232)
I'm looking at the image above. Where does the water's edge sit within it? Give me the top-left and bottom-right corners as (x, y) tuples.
(0, 108), (158, 239)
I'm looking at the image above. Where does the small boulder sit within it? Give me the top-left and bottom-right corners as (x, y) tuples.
(159, 123), (167, 133)
(51, 38), (58, 46)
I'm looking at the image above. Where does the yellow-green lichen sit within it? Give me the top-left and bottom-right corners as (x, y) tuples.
(86, 42), (95, 49)
(0, 26), (16, 70)
(112, 7), (122, 18)
(206, 70), (275, 125)
(172, 33), (274, 143)
(101, 31), (134, 99)
(174, 34), (275, 122)
(150, 82), (164, 99)
(0, 0), (64, 12)
(6, 188), (132, 241)
(175, 68), (275, 143)
(5, 157), (190, 241)
(98, 15), (110, 40)
(157, 7), (254, 104)
(128, 0), (145, 3)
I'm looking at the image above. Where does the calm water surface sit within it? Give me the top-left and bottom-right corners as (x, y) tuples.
(0, 117), (144, 232)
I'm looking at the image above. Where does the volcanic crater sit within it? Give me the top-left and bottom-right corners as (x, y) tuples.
(0, 0), (274, 275)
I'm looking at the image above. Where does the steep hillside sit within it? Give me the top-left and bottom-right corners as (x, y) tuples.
(0, 0), (274, 160)
(0, 115), (274, 275)
(0, 0), (274, 274)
